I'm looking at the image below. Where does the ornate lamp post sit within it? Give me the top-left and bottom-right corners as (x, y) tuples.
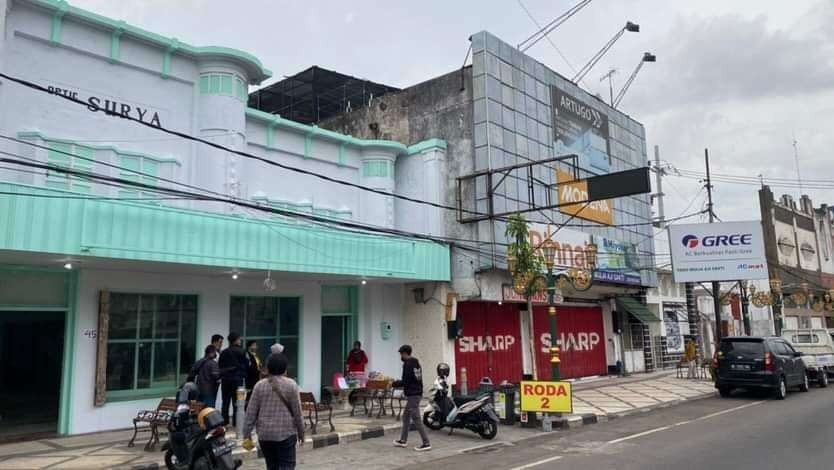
(506, 223), (596, 381)
(770, 278), (783, 335)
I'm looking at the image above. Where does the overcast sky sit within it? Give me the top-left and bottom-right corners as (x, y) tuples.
(72, 0), (834, 259)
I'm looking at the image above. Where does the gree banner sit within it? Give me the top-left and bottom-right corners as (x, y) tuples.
(556, 169), (614, 225)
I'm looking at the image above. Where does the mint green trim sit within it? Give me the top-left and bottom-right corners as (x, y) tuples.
(350, 286), (359, 343)
(198, 72), (247, 102)
(1, 182), (451, 281)
(0, 265), (75, 435)
(49, 1), (68, 45)
(338, 143), (347, 166)
(58, 270), (77, 435)
(109, 21), (125, 62)
(266, 116), (281, 149)
(246, 108), (409, 154)
(362, 160), (392, 178)
(107, 387), (177, 402)
(161, 39), (179, 79)
(297, 295), (304, 389)
(304, 134), (313, 159)
(31, 0), (272, 83)
(253, 196), (351, 221)
(407, 138), (448, 155)
(19, 131), (182, 165)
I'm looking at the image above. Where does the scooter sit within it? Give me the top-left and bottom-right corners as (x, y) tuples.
(163, 382), (242, 470)
(422, 363), (499, 440)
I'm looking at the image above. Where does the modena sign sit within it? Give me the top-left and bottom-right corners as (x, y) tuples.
(557, 169), (614, 225)
(668, 221), (768, 283)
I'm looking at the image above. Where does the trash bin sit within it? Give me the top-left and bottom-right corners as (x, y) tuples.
(477, 377), (495, 401)
(496, 384), (517, 425)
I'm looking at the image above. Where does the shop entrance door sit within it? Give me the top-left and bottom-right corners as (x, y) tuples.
(0, 311), (65, 442)
(321, 316), (352, 391)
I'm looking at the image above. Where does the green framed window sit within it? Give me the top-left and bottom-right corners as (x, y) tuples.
(199, 72), (248, 102)
(362, 160), (391, 178)
(105, 293), (197, 398)
(46, 141), (95, 193)
(118, 155), (160, 199)
(230, 296), (300, 378)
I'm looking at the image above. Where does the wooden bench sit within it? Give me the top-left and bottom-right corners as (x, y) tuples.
(128, 398), (176, 451)
(128, 399), (205, 451)
(300, 392), (334, 434)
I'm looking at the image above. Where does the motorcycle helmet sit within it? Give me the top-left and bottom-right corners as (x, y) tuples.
(197, 407), (224, 430)
(437, 363), (450, 378)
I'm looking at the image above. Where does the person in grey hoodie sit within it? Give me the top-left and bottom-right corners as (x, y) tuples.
(189, 345), (221, 407)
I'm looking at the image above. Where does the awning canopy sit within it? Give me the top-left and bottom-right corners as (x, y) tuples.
(616, 297), (660, 324)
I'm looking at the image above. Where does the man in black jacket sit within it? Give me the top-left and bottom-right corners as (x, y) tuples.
(218, 332), (247, 426)
(392, 345), (431, 451)
(189, 345), (221, 407)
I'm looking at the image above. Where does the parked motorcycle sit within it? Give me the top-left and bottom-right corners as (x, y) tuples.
(163, 382), (242, 470)
(422, 363), (499, 439)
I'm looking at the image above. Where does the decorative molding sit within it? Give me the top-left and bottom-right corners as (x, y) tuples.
(48, 0), (68, 45)
(25, 0), (272, 82)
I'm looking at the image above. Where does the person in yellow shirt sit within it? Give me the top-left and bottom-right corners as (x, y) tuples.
(684, 338), (698, 379)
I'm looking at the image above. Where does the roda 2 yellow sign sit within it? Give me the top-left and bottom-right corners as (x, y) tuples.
(520, 380), (573, 413)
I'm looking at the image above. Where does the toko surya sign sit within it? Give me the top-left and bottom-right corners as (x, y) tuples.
(520, 381), (573, 413)
(668, 221), (768, 283)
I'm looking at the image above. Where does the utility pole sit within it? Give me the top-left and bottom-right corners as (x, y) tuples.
(654, 145), (702, 352)
(653, 146), (665, 226)
(705, 149), (722, 346)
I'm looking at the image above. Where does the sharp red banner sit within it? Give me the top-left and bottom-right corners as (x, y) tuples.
(455, 302), (523, 391)
(455, 302), (608, 390)
(533, 305), (607, 379)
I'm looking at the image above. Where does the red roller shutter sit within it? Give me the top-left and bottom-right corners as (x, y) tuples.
(455, 302), (523, 390)
(533, 306), (607, 379)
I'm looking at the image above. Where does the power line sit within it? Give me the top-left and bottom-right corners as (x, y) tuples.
(517, 0), (593, 52)
(515, 0), (593, 89)
(0, 71), (491, 218)
(1, 71), (659, 232)
(1, 139), (706, 259)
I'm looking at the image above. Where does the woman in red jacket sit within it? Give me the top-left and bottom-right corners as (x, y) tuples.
(346, 341), (368, 374)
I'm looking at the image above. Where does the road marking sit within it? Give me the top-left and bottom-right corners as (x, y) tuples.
(607, 425), (671, 444)
(507, 455), (564, 470)
(459, 442), (512, 454)
(606, 400), (765, 445)
(693, 400), (765, 421)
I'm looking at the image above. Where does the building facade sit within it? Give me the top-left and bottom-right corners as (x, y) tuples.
(0, 0), (450, 438)
(308, 31), (659, 389)
(759, 187), (834, 331)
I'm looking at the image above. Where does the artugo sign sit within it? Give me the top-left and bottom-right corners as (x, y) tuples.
(668, 221), (768, 283)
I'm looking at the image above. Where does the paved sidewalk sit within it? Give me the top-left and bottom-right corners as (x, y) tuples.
(0, 373), (714, 469)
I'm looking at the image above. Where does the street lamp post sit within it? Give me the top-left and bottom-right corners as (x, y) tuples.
(505, 215), (597, 382)
(540, 240), (561, 379)
(739, 281), (751, 336)
(770, 279), (783, 335)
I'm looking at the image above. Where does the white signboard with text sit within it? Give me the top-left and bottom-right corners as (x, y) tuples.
(669, 221), (768, 283)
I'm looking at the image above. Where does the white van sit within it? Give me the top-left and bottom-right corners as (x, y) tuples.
(782, 329), (834, 387)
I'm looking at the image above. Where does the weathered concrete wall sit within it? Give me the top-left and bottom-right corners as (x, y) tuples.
(321, 68), (482, 298)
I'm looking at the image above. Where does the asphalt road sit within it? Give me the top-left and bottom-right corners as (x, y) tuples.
(395, 386), (834, 470)
(242, 384), (834, 469)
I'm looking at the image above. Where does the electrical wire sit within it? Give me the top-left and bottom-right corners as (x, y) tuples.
(515, 0), (593, 89)
(517, 0), (593, 52)
(0, 141), (704, 262)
